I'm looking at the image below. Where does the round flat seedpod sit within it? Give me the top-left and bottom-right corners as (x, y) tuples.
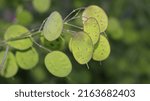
(68, 38), (72, 52)
(44, 51), (72, 77)
(83, 17), (100, 45)
(43, 11), (63, 41)
(40, 36), (65, 51)
(71, 31), (93, 64)
(16, 9), (33, 26)
(16, 47), (39, 70)
(0, 51), (18, 78)
(4, 25), (33, 50)
(82, 5), (108, 33)
(32, 0), (51, 13)
(93, 35), (111, 61)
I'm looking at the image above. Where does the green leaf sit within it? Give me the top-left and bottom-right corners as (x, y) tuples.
(93, 35), (111, 61)
(83, 17), (100, 45)
(43, 11), (63, 41)
(82, 5), (108, 33)
(4, 25), (33, 50)
(44, 51), (72, 77)
(16, 47), (39, 70)
(0, 51), (18, 78)
(71, 31), (93, 64)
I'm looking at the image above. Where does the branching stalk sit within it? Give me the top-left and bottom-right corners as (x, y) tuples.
(64, 23), (83, 30)
(63, 7), (85, 22)
(30, 37), (51, 53)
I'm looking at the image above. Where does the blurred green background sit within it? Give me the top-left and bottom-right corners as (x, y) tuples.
(0, 0), (150, 84)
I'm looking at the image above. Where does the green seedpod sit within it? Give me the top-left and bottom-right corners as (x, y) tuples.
(43, 11), (63, 41)
(44, 51), (72, 77)
(16, 7), (33, 26)
(83, 17), (100, 45)
(93, 35), (111, 61)
(4, 25), (33, 50)
(0, 51), (18, 78)
(32, 0), (51, 13)
(16, 47), (39, 70)
(68, 38), (72, 52)
(82, 5), (108, 33)
(40, 36), (65, 51)
(71, 31), (93, 64)
(61, 31), (73, 46)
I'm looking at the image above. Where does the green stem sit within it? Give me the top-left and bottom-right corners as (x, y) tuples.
(65, 16), (81, 23)
(63, 7), (85, 22)
(63, 29), (77, 34)
(64, 23), (83, 30)
(0, 45), (9, 71)
(0, 30), (41, 46)
(39, 18), (48, 32)
(30, 37), (51, 53)
(86, 63), (90, 69)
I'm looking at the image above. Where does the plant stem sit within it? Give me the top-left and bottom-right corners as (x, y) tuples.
(64, 23), (83, 30)
(39, 18), (48, 32)
(30, 37), (51, 53)
(86, 63), (90, 69)
(0, 30), (41, 46)
(63, 7), (85, 22)
(0, 45), (9, 71)
(65, 16), (81, 23)
(63, 29), (77, 34)
(102, 31), (108, 39)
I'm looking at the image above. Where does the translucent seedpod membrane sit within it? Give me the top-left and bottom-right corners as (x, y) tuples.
(83, 17), (100, 45)
(43, 11), (63, 41)
(0, 51), (18, 78)
(71, 31), (93, 64)
(4, 25), (33, 50)
(82, 5), (108, 33)
(44, 51), (72, 77)
(16, 47), (39, 70)
(93, 35), (111, 61)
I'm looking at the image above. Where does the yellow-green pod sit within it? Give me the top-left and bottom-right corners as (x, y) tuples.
(83, 17), (100, 45)
(43, 11), (63, 41)
(4, 25), (33, 50)
(82, 5), (108, 33)
(44, 51), (72, 77)
(0, 51), (18, 78)
(16, 47), (39, 70)
(93, 35), (111, 61)
(71, 31), (93, 64)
